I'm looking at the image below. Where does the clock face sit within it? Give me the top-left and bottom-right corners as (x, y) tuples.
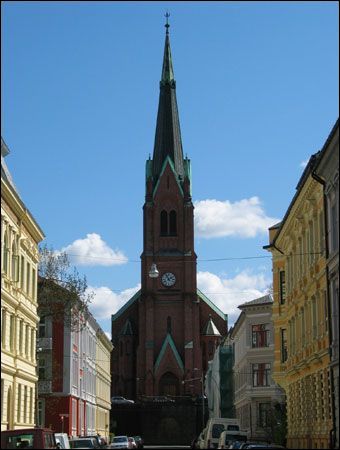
(161, 272), (176, 287)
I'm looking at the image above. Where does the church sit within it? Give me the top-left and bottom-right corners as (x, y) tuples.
(111, 18), (228, 402)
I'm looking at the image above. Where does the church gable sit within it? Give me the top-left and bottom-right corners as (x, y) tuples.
(153, 156), (184, 199)
(154, 333), (184, 375)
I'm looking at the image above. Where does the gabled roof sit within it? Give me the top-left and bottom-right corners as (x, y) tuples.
(197, 289), (228, 322)
(111, 289), (140, 322)
(238, 294), (273, 309)
(154, 333), (184, 373)
(152, 155), (184, 198)
(203, 316), (221, 336)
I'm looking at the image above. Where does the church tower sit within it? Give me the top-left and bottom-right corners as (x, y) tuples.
(111, 18), (227, 400)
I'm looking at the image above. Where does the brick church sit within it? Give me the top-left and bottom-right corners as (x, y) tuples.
(111, 19), (228, 401)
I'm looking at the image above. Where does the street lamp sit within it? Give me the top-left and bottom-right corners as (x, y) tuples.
(148, 263), (159, 278)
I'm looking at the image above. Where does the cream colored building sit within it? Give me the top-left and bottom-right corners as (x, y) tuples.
(1, 138), (45, 430)
(95, 328), (113, 441)
(265, 145), (332, 448)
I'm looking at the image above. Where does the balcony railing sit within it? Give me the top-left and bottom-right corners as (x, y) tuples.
(38, 380), (52, 393)
(37, 337), (53, 350)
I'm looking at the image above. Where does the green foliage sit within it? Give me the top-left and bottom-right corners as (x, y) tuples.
(38, 244), (94, 330)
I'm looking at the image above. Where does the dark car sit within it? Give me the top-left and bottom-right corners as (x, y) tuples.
(1, 428), (57, 449)
(82, 435), (107, 448)
(133, 436), (143, 449)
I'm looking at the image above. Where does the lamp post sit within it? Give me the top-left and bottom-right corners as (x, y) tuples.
(182, 369), (205, 431)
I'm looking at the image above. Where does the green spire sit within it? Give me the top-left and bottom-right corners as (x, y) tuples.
(161, 13), (175, 84)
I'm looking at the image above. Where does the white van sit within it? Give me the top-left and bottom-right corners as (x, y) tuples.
(217, 430), (248, 449)
(204, 418), (240, 449)
(54, 433), (70, 449)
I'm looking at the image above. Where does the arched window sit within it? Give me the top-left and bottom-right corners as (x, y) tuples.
(167, 316), (172, 334)
(11, 241), (18, 282)
(169, 210), (177, 236)
(3, 231), (9, 274)
(159, 372), (179, 396)
(160, 210), (168, 236)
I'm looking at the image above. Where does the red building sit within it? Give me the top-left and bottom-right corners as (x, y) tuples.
(111, 21), (228, 401)
(37, 285), (98, 437)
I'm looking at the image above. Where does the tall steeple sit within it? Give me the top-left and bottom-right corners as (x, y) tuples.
(152, 14), (185, 183)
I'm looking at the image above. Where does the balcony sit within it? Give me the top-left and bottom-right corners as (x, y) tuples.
(37, 337), (53, 350)
(38, 380), (52, 394)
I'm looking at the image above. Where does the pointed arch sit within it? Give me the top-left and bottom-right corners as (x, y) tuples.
(159, 371), (179, 396)
(160, 210), (168, 236)
(169, 210), (177, 236)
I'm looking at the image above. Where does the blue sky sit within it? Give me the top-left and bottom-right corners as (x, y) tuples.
(2, 1), (339, 335)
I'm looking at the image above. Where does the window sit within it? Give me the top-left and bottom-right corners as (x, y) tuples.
(11, 242), (19, 282)
(32, 268), (36, 300)
(30, 387), (33, 423)
(39, 358), (46, 380)
(259, 402), (272, 427)
(23, 385), (27, 423)
(39, 317), (46, 338)
(26, 262), (31, 296)
(20, 256), (25, 290)
(31, 329), (35, 361)
(281, 329), (288, 362)
(17, 384), (21, 422)
(3, 231), (9, 274)
(160, 210), (168, 236)
(37, 399), (45, 427)
(252, 324), (270, 348)
(9, 314), (14, 352)
(312, 297), (317, 339)
(25, 326), (30, 358)
(19, 320), (23, 354)
(1, 310), (6, 348)
(279, 271), (286, 304)
(252, 363), (271, 387)
(169, 210), (177, 235)
(331, 204), (338, 253)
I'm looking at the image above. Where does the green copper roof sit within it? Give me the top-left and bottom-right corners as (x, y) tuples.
(154, 333), (184, 373)
(152, 155), (184, 198)
(161, 32), (175, 83)
(197, 289), (228, 322)
(152, 24), (185, 184)
(111, 289), (141, 322)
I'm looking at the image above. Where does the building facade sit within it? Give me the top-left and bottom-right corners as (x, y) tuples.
(264, 137), (334, 448)
(314, 119), (339, 449)
(37, 284), (111, 438)
(95, 328), (113, 441)
(230, 295), (285, 441)
(1, 138), (45, 431)
(111, 21), (228, 401)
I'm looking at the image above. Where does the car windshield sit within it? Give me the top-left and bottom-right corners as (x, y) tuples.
(71, 439), (95, 448)
(5, 433), (34, 449)
(212, 424), (225, 438)
(113, 437), (128, 443)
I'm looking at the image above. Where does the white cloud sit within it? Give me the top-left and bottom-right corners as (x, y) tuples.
(197, 270), (271, 327)
(194, 197), (279, 238)
(87, 283), (141, 320)
(105, 331), (111, 340)
(60, 233), (128, 266)
(300, 160), (308, 169)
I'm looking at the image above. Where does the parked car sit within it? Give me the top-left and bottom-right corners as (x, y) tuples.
(82, 435), (107, 448)
(217, 430), (247, 449)
(151, 395), (175, 403)
(69, 437), (100, 449)
(132, 436), (143, 449)
(55, 433), (71, 449)
(111, 396), (135, 404)
(110, 436), (129, 449)
(1, 428), (58, 449)
(127, 437), (137, 449)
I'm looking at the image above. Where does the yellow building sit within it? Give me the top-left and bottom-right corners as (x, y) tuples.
(264, 150), (332, 449)
(95, 328), (113, 441)
(1, 138), (45, 430)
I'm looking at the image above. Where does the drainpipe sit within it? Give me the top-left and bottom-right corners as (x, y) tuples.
(311, 170), (335, 449)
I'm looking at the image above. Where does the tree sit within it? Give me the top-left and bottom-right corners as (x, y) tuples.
(262, 401), (287, 446)
(38, 244), (94, 330)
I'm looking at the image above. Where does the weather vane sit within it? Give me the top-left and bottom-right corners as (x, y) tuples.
(165, 11), (170, 32)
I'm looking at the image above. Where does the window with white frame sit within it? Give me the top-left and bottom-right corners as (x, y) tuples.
(252, 363), (271, 387)
(252, 324), (270, 347)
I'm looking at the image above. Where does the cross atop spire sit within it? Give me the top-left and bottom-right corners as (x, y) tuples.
(165, 12), (170, 34)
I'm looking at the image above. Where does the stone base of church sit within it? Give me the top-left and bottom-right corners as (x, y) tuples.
(110, 397), (207, 445)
